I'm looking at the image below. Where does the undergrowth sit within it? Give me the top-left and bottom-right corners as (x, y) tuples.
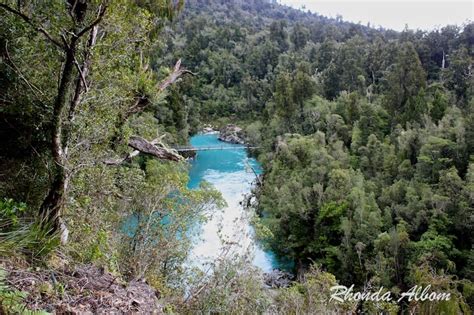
(0, 198), (57, 314)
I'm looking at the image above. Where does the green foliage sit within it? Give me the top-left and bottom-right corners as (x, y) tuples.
(275, 265), (357, 314)
(383, 42), (427, 124)
(224, 7), (474, 305)
(0, 198), (26, 227)
(416, 136), (456, 183)
(407, 264), (472, 314)
(0, 220), (59, 260)
(444, 47), (472, 105)
(118, 160), (224, 282)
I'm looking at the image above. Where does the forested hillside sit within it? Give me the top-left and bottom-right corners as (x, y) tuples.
(0, 0), (473, 313)
(162, 0), (474, 312)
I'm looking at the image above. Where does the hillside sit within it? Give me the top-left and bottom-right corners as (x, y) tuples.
(162, 0), (474, 312)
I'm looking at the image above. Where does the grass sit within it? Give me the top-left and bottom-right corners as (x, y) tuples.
(0, 198), (59, 260)
(0, 218), (59, 260)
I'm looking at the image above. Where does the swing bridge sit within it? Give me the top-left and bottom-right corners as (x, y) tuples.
(171, 145), (260, 152)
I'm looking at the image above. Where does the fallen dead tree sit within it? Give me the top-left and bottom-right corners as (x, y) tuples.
(128, 136), (182, 162)
(105, 135), (183, 165)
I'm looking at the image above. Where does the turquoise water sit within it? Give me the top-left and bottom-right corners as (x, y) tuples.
(187, 133), (277, 272)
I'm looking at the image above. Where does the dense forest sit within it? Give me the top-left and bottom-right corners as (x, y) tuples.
(0, 0), (473, 313)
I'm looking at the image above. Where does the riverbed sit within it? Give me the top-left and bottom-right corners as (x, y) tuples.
(187, 133), (277, 272)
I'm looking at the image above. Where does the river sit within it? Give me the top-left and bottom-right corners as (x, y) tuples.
(187, 133), (277, 272)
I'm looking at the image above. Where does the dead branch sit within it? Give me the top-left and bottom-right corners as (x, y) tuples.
(158, 59), (196, 92)
(75, 3), (108, 39)
(68, 23), (98, 123)
(110, 59), (196, 147)
(73, 56), (89, 93)
(105, 136), (182, 165)
(123, 59), (196, 119)
(129, 136), (182, 162)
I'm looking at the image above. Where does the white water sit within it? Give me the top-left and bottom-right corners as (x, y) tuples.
(187, 133), (277, 272)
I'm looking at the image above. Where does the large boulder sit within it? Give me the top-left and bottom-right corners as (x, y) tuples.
(218, 124), (245, 144)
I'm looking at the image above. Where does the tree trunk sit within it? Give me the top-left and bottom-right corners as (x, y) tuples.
(0, 2), (108, 236)
(39, 44), (77, 229)
(40, 25), (100, 236)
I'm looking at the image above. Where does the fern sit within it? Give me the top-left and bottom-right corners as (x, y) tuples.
(0, 269), (50, 315)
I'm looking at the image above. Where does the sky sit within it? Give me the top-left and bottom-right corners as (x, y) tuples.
(278, 0), (473, 31)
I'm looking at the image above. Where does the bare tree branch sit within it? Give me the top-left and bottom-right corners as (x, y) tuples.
(123, 59), (196, 119)
(67, 0), (79, 21)
(111, 58), (197, 149)
(75, 3), (107, 39)
(68, 24), (98, 123)
(128, 136), (183, 162)
(73, 56), (89, 93)
(157, 59), (197, 92)
(104, 136), (183, 165)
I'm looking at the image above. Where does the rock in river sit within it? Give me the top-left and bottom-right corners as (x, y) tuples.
(218, 124), (245, 144)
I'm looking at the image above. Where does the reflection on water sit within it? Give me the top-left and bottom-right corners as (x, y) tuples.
(187, 133), (277, 272)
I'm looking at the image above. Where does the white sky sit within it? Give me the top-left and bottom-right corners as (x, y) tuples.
(278, 0), (473, 31)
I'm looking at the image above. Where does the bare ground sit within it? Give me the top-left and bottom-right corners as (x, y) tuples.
(1, 258), (163, 314)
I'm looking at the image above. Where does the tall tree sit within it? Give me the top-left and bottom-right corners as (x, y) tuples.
(0, 0), (186, 234)
(383, 42), (427, 124)
(444, 47), (472, 105)
(269, 20), (289, 51)
(290, 22), (309, 51)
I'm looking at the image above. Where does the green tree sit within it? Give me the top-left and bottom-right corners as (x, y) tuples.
(269, 20), (289, 51)
(444, 47), (472, 105)
(290, 23), (309, 51)
(383, 42), (427, 124)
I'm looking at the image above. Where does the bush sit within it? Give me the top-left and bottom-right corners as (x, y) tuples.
(182, 257), (270, 314)
(0, 198), (27, 228)
(274, 265), (358, 314)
